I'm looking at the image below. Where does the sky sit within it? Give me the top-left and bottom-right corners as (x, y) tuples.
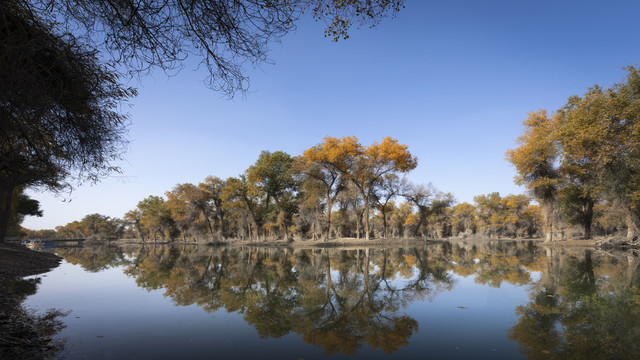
(23, 0), (640, 230)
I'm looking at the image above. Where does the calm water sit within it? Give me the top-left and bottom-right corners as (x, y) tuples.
(20, 241), (640, 359)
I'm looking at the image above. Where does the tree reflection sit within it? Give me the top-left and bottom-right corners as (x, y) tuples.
(508, 248), (640, 360)
(55, 245), (126, 272)
(58, 240), (640, 358)
(65, 244), (464, 354)
(0, 277), (68, 359)
(446, 240), (542, 288)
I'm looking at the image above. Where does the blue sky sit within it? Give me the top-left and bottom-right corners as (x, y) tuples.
(24, 0), (640, 229)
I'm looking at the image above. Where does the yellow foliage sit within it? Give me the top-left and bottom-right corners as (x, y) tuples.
(505, 110), (561, 191)
(404, 213), (418, 226)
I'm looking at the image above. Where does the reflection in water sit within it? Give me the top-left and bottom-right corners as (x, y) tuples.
(50, 241), (640, 358)
(59, 245), (458, 354)
(0, 277), (67, 359)
(508, 248), (640, 360)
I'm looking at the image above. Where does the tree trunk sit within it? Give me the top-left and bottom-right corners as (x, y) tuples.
(325, 193), (332, 241)
(355, 209), (361, 239)
(413, 212), (426, 238)
(542, 204), (553, 242)
(382, 208), (388, 239)
(282, 213), (289, 241)
(204, 212), (213, 234)
(363, 197), (370, 240)
(0, 182), (15, 242)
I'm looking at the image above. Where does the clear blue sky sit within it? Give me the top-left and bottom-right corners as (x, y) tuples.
(24, 0), (640, 229)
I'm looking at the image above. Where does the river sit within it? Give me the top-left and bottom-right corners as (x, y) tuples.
(20, 240), (640, 359)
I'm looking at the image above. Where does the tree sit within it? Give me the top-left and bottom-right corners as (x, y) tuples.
(222, 175), (263, 240)
(390, 202), (414, 238)
(6, 188), (42, 238)
(427, 192), (454, 238)
(136, 195), (175, 240)
(338, 137), (418, 240)
(26, 0), (405, 96)
(474, 192), (535, 238)
(295, 175), (326, 240)
(373, 174), (408, 238)
(607, 67), (640, 240)
(246, 151), (298, 239)
(199, 176), (227, 237)
(78, 213), (124, 238)
(0, 1), (136, 241)
(404, 182), (435, 238)
(165, 182), (217, 237)
(124, 209), (145, 239)
(554, 87), (611, 240)
(508, 67), (640, 242)
(506, 110), (561, 241)
(451, 202), (476, 237)
(556, 69), (640, 240)
(298, 137), (350, 240)
(335, 182), (363, 238)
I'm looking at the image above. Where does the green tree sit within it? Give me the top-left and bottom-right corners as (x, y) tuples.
(136, 196), (175, 240)
(246, 151), (298, 240)
(165, 182), (219, 238)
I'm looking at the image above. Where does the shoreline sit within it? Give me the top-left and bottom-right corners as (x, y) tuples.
(0, 243), (62, 278)
(105, 236), (549, 249)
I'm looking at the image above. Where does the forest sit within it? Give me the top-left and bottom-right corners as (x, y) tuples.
(14, 122), (635, 244)
(14, 136), (541, 242)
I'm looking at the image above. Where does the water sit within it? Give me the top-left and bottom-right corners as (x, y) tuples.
(21, 240), (640, 359)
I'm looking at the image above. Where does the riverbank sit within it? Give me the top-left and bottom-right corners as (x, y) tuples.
(0, 243), (61, 277)
(108, 236), (547, 249)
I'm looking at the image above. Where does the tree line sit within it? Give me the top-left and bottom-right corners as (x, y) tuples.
(19, 136), (547, 242)
(19, 126), (638, 242)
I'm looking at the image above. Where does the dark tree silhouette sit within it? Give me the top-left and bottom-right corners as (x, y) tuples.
(25, 0), (405, 96)
(0, 1), (136, 241)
